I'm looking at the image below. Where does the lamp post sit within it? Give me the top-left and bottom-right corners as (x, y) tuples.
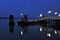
(37, 13), (43, 20)
(53, 12), (58, 26)
(20, 13), (24, 21)
(54, 12), (58, 17)
(48, 10), (51, 17)
(47, 10), (52, 26)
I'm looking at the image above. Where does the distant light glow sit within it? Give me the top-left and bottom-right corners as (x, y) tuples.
(54, 12), (58, 15)
(58, 14), (60, 17)
(21, 31), (23, 35)
(48, 11), (51, 14)
(40, 27), (42, 32)
(20, 13), (23, 16)
(39, 14), (43, 17)
(47, 33), (51, 37)
(54, 31), (57, 34)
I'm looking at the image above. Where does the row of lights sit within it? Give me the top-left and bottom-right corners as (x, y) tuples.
(39, 11), (58, 37)
(39, 11), (58, 38)
(39, 11), (60, 17)
(20, 28), (58, 37)
(20, 11), (58, 37)
(39, 27), (58, 37)
(20, 11), (60, 18)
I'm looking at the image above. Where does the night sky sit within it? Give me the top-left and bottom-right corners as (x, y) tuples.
(0, 0), (60, 18)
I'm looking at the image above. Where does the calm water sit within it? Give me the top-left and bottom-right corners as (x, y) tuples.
(0, 19), (60, 40)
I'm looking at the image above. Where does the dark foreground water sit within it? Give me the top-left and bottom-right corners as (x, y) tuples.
(0, 19), (60, 40)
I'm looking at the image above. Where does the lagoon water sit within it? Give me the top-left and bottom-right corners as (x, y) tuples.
(0, 0), (60, 40)
(0, 19), (60, 40)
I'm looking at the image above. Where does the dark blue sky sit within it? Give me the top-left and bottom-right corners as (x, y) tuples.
(0, 0), (60, 18)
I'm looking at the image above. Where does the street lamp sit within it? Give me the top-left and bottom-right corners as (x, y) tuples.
(58, 14), (60, 17)
(20, 13), (24, 18)
(39, 14), (43, 17)
(20, 13), (23, 16)
(19, 13), (24, 21)
(48, 11), (51, 14)
(54, 12), (58, 15)
(47, 10), (52, 17)
(37, 13), (43, 18)
(54, 12), (58, 17)
(47, 10), (52, 26)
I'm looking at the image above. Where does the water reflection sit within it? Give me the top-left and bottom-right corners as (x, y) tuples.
(9, 15), (15, 33)
(39, 27), (43, 32)
(17, 25), (28, 40)
(54, 30), (58, 34)
(47, 33), (51, 37)
(9, 22), (15, 33)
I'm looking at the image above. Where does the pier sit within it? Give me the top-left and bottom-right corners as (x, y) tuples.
(0, 15), (60, 30)
(18, 16), (60, 30)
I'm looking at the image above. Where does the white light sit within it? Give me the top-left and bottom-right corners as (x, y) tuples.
(47, 33), (51, 37)
(39, 14), (43, 17)
(48, 11), (51, 14)
(40, 27), (42, 32)
(20, 13), (23, 16)
(54, 12), (58, 15)
(54, 31), (57, 34)
(58, 14), (60, 17)
(21, 31), (23, 35)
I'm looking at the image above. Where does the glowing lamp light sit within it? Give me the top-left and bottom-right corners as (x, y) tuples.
(47, 33), (51, 37)
(20, 13), (23, 16)
(48, 11), (51, 14)
(54, 12), (58, 15)
(39, 14), (43, 17)
(58, 14), (60, 17)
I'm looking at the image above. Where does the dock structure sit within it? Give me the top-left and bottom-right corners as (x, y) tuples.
(9, 15), (15, 26)
(9, 15), (15, 33)
(18, 16), (60, 30)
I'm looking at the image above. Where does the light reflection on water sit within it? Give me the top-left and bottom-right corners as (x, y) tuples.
(0, 19), (60, 40)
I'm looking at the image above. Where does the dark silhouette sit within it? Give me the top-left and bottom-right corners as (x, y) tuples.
(9, 15), (15, 25)
(9, 15), (15, 33)
(24, 15), (28, 22)
(9, 22), (14, 33)
(9, 15), (14, 22)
